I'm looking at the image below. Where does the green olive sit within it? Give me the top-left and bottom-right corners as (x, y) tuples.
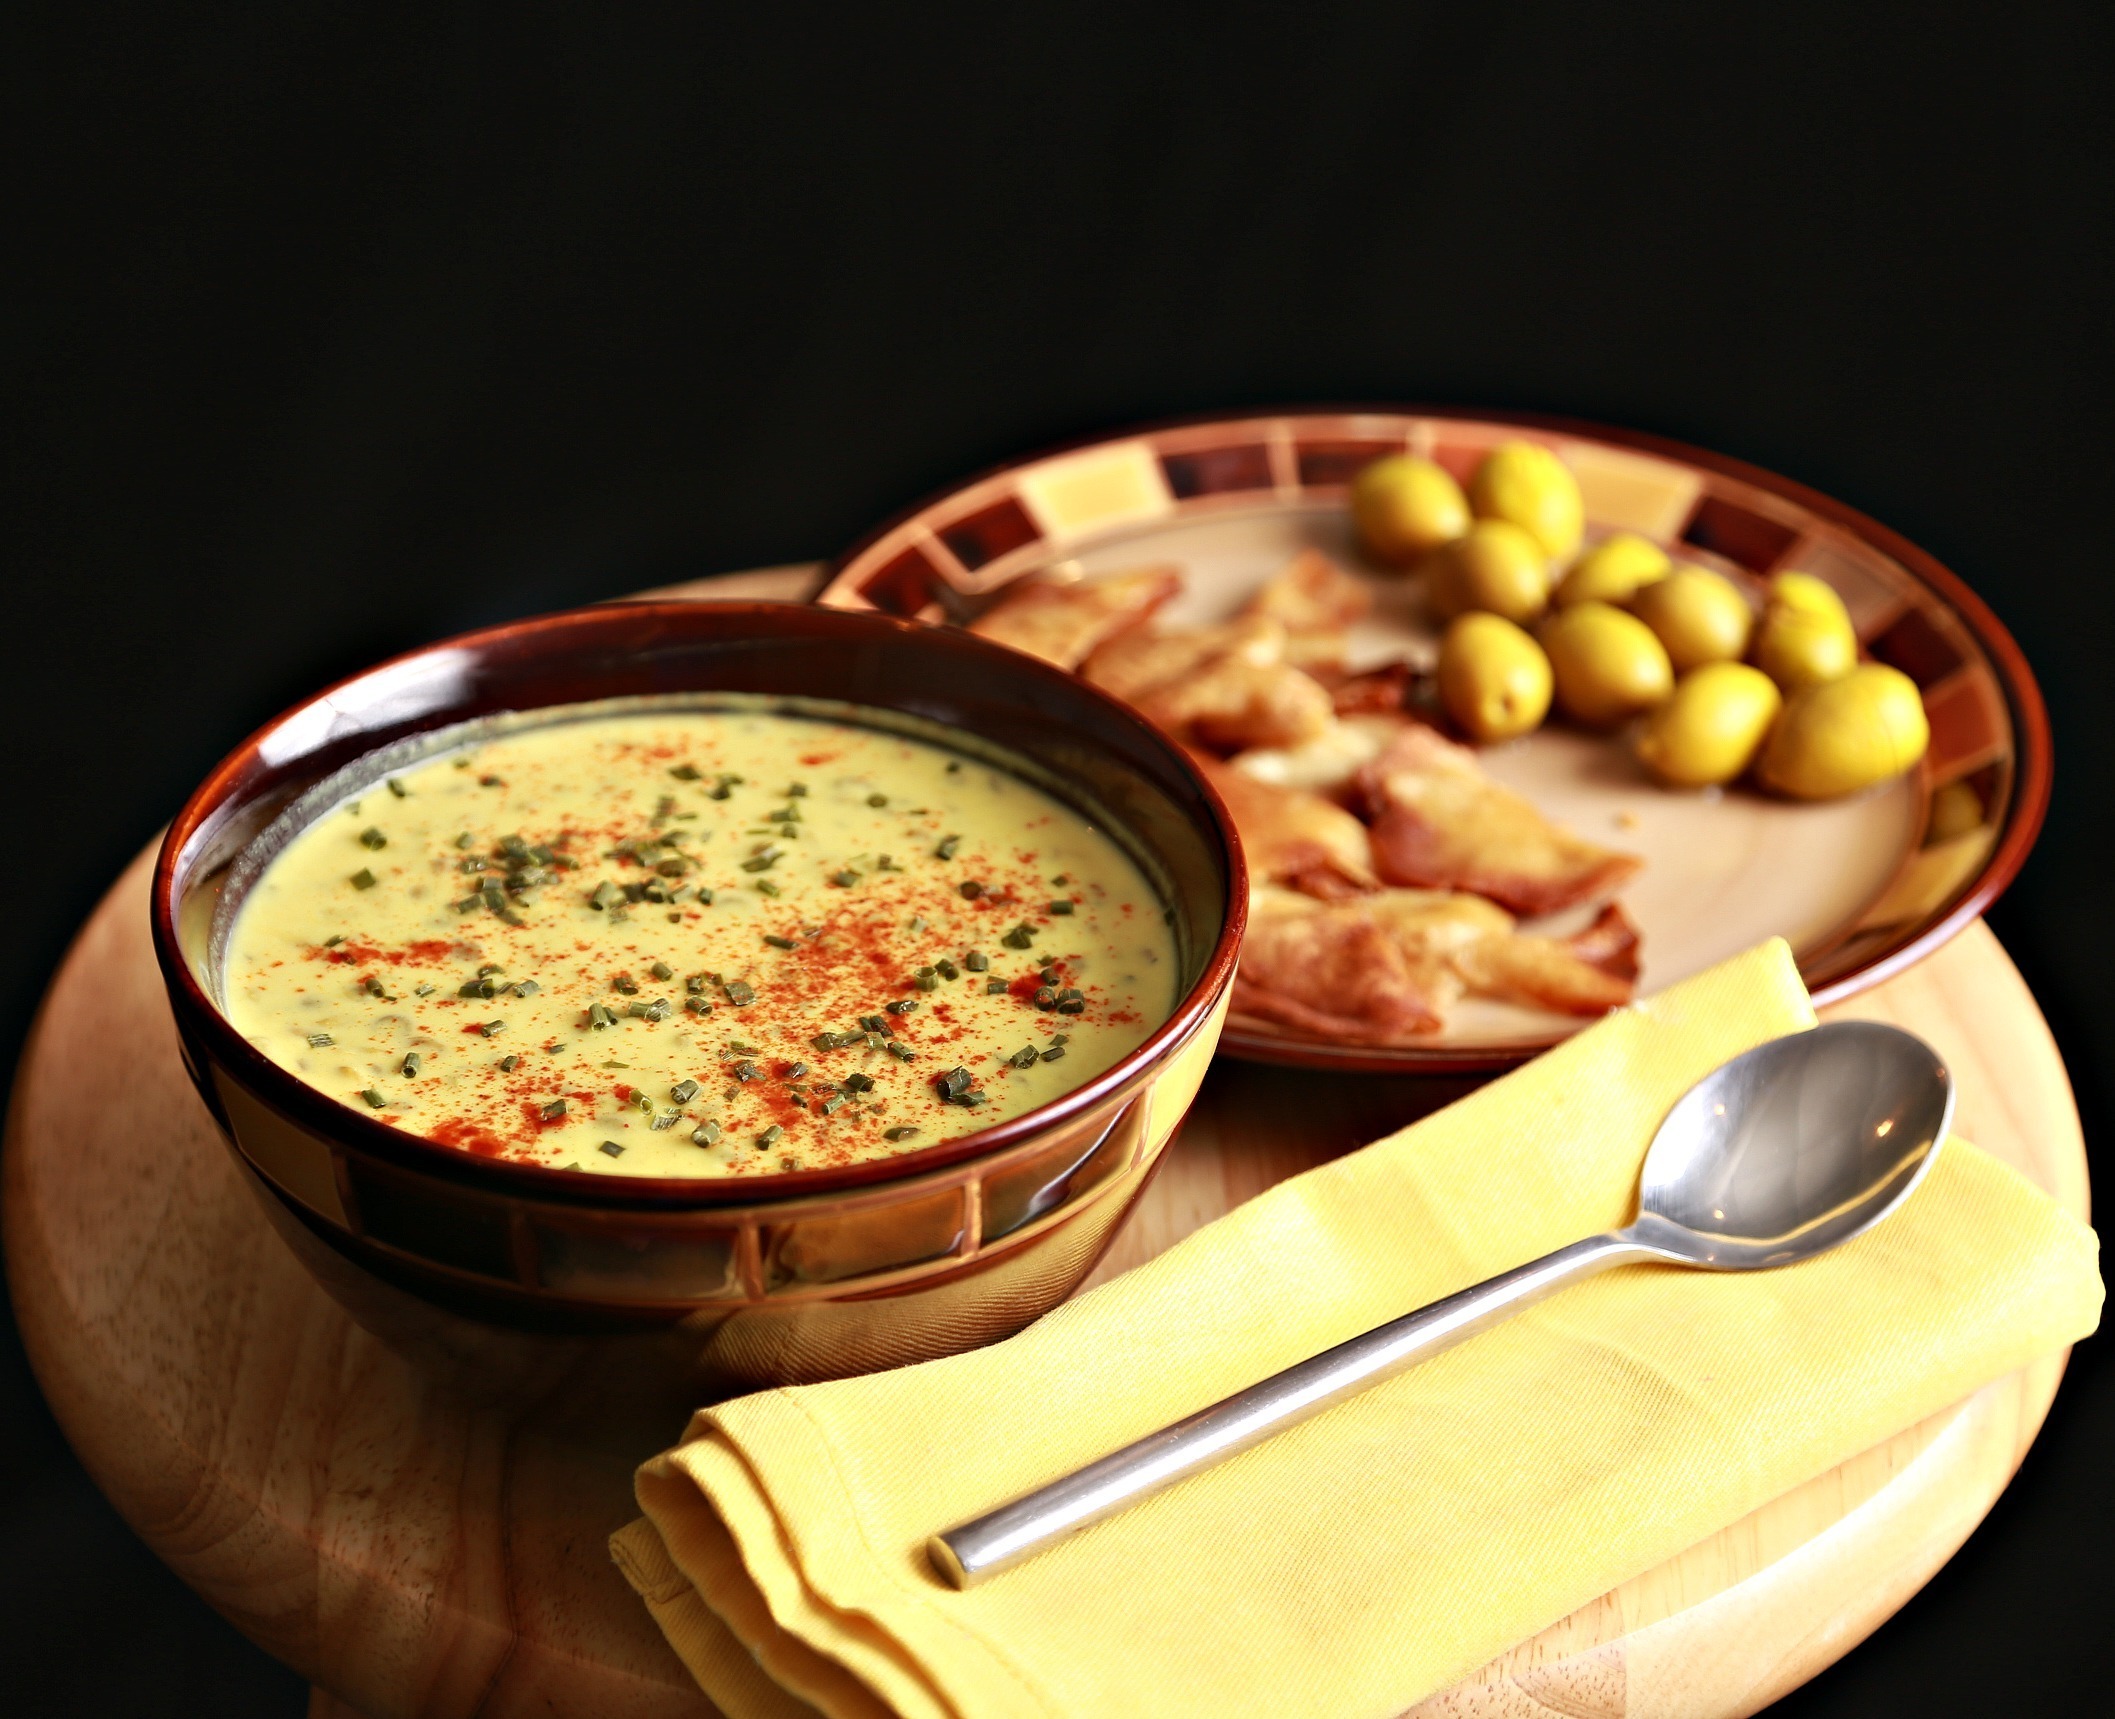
(1752, 605), (1857, 690)
(1422, 519), (1551, 624)
(1438, 612), (1553, 743)
(1556, 533), (1670, 606)
(1767, 571), (1851, 626)
(1629, 565), (1754, 673)
(1352, 455), (1471, 566)
(1636, 662), (1783, 788)
(1758, 664), (1930, 799)
(1539, 601), (1674, 728)
(1468, 441), (1584, 561)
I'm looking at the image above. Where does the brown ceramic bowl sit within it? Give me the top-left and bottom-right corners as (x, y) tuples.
(152, 602), (1245, 1394)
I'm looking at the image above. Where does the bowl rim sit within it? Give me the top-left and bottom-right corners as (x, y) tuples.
(151, 599), (1249, 1208)
(815, 402), (2053, 1071)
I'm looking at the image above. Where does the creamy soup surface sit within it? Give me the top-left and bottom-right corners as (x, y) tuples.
(224, 705), (1177, 1177)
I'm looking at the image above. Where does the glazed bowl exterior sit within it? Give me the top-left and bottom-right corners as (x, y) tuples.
(152, 602), (1245, 1391)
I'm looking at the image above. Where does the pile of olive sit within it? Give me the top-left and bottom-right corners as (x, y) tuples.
(1351, 445), (1930, 799)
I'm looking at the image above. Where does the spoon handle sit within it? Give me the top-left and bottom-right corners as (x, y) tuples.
(930, 1229), (1659, 1587)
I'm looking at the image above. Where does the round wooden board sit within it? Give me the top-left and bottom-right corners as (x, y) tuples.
(4, 569), (2088, 1719)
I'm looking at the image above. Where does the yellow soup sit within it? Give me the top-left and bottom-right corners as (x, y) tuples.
(224, 702), (1176, 1177)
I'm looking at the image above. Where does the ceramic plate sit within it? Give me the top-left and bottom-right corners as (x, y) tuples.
(813, 409), (2048, 1071)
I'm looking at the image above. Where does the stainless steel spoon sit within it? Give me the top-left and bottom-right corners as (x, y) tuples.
(931, 1020), (1953, 1587)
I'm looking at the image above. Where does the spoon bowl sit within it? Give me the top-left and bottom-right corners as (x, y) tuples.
(1631, 1021), (1954, 1268)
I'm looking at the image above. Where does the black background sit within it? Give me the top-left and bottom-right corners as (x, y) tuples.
(6, 3), (2110, 1712)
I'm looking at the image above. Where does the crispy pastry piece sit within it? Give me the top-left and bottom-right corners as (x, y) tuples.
(1136, 659), (1335, 751)
(1082, 616), (1285, 702)
(967, 566), (1182, 670)
(1233, 887), (1640, 1043)
(1084, 616), (1336, 751)
(1240, 548), (1374, 632)
(1327, 660), (1416, 716)
(1231, 713), (1409, 797)
(1360, 724), (1643, 915)
(1187, 750), (1376, 899)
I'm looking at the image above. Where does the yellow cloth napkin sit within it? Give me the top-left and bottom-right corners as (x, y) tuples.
(612, 941), (2101, 1719)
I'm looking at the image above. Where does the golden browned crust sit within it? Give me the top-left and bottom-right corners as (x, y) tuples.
(1360, 724), (1642, 915)
(966, 566), (1182, 669)
(1234, 887), (1640, 1042)
(1187, 750), (1377, 899)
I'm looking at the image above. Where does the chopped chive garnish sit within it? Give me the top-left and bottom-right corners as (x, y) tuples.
(670, 1078), (700, 1104)
(360, 1088), (387, 1108)
(986, 977), (1009, 994)
(590, 881), (623, 911)
(685, 996), (712, 1015)
(936, 958), (959, 981)
(757, 1124), (784, 1149)
(1002, 924), (1034, 949)
(1010, 1045), (1038, 1069)
(755, 879), (781, 896)
(763, 933), (798, 950)
(723, 979), (756, 1007)
(385, 778), (407, 798)
(866, 792), (888, 807)
(884, 1125), (919, 1141)
(786, 1061), (809, 1079)
(479, 1019), (505, 1036)
(859, 1014), (887, 1033)
(350, 868), (377, 891)
(885, 999), (916, 1015)
(401, 1052), (422, 1077)
(613, 974), (639, 995)
(455, 832), (475, 849)
(511, 980), (540, 998)
(650, 959), (674, 981)
(670, 763), (701, 780)
(1051, 1032), (1070, 1045)
(727, 1039), (757, 1053)
(889, 1041), (917, 1062)
(732, 1060), (759, 1082)
(934, 835), (960, 860)
(821, 1094), (845, 1115)
(1035, 986), (1057, 1011)
(692, 1120), (722, 1146)
(1040, 1045), (1067, 1061)
(498, 1053), (520, 1071)
(413, 982), (435, 997)
(359, 827), (387, 850)
(1052, 874), (1069, 885)
(788, 783), (808, 797)
(959, 879), (984, 899)
(1049, 900), (1075, 915)
(322, 934), (343, 946)
(363, 976), (389, 998)
(831, 870), (859, 887)
(964, 950), (989, 972)
(306, 1032), (333, 1048)
(650, 1111), (679, 1131)
(941, 1066), (972, 1096)
(839, 1072), (873, 1094)
(599, 1140), (625, 1157)
(541, 1099), (568, 1121)
(915, 970), (938, 992)
(588, 1003), (615, 1029)
(907, 914), (926, 933)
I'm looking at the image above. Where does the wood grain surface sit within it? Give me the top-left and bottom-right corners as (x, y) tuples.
(5, 569), (2088, 1719)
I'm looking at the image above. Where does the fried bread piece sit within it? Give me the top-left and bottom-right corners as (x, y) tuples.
(1082, 615), (1286, 701)
(1231, 713), (1408, 797)
(1084, 615), (1336, 751)
(1239, 548), (1374, 632)
(1360, 723), (1642, 914)
(1232, 886), (1640, 1043)
(967, 566), (1182, 669)
(1188, 749), (1376, 899)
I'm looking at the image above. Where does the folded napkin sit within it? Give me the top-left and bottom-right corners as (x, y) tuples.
(612, 940), (2101, 1719)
